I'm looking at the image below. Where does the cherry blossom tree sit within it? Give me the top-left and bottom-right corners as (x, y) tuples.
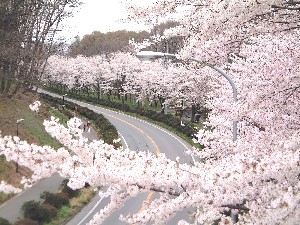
(44, 52), (208, 110)
(0, 81), (299, 225)
(1, 1), (299, 224)
(124, 0), (300, 63)
(0, 181), (22, 194)
(123, 0), (300, 224)
(29, 101), (42, 113)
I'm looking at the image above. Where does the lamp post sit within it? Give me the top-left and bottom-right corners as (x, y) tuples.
(62, 94), (67, 108)
(16, 119), (24, 137)
(16, 119), (24, 173)
(136, 51), (238, 141)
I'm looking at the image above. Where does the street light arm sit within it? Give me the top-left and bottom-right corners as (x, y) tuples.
(189, 58), (237, 102)
(136, 51), (238, 141)
(136, 52), (237, 101)
(189, 58), (238, 141)
(17, 119), (24, 124)
(136, 51), (177, 62)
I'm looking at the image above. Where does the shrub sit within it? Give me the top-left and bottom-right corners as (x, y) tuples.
(57, 205), (72, 218)
(42, 86), (198, 144)
(0, 217), (11, 225)
(41, 191), (69, 209)
(14, 218), (38, 225)
(21, 200), (52, 224)
(41, 203), (57, 218)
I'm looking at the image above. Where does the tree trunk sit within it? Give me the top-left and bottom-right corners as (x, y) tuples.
(191, 103), (196, 123)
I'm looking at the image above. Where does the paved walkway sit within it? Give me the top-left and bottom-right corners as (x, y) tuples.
(0, 121), (98, 223)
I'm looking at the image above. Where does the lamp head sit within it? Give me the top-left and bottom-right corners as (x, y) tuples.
(136, 51), (176, 62)
(17, 119), (24, 123)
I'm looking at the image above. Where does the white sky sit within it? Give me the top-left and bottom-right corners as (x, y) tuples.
(59, 0), (152, 42)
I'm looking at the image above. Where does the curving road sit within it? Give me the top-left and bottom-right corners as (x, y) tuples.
(42, 91), (195, 224)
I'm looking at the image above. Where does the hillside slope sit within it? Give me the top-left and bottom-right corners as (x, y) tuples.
(0, 90), (62, 203)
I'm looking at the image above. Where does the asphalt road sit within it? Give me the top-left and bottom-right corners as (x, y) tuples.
(7, 89), (197, 225)
(0, 90), (196, 224)
(0, 117), (98, 223)
(0, 173), (64, 223)
(49, 93), (196, 225)
(0, 101), (98, 223)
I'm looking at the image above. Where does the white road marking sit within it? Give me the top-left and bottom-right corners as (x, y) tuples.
(77, 196), (105, 225)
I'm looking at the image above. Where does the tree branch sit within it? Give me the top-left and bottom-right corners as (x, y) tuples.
(271, 5), (300, 10)
(135, 184), (181, 196)
(221, 204), (250, 211)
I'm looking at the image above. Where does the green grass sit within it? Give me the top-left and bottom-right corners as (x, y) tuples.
(43, 206), (72, 225)
(43, 188), (95, 225)
(57, 206), (72, 217)
(0, 156), (5, 174)
(0, 156), (14, 202)
(22, 111), (63, 149)
(0, 192), (13, 204)
(49, 107), (69, 126)
(47, 84), (202, 149)
(0, 90), (66, 204)
(0, 164), (10, 203)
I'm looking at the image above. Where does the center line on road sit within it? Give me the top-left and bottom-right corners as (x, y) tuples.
(77, 197), (104, 225)
(99, 111), (161, 155)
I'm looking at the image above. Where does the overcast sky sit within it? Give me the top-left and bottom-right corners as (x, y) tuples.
(59, 0), (151, 42)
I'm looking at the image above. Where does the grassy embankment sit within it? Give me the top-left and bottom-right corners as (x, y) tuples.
(0, 90), (65, 203)
(0, 90), (101, 225)
(45, 84), (204, 148)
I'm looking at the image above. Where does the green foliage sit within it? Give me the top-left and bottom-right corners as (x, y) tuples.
(42, 87), (200, 141)
(40, 191), (69, 209)
(0, 217), (11, 225)
(41, 204), (57, 218)
(0, 155), (5, 173)
(22, 110), (62, 149)
(21, 200), (52, 224)
(0, 192), (13, 205)
(56, 206), (71, 218)
(14, 218), (39, 225)
(69, 30), (150, 56)
(49, 108), (69, 126)
(40, 93), (119, 146)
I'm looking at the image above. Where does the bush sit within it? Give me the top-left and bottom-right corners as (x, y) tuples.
(21, 200), (52, 224)
(14, 218), (38, 225)
(41, 93), (120, 145)
(0, 217), (11, 225)
(42, 86), (198, 144)
(60, 179), (80, 198)
(40, 191), (69, 209)
(57, 205), (72, 218)
(41, 203), (57, 218)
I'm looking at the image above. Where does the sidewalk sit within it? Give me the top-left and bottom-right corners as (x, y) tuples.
(0, 124), (98, 223)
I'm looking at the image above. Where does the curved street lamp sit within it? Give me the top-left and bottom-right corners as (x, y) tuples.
(136, 51), (238, 141)
(16, 118), (24, 173)
(62, 93), (67, 108)
(16, 118), (24, 137)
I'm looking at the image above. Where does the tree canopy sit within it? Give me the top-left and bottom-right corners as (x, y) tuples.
(1, 0), (300, 224)
(0, 0), (81, 96)
(68, 30), (150, 56)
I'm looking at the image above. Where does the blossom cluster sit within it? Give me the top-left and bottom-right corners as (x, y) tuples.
(29, 100), (41, 113)
(0, 181), (22, 194)
(1, 0), (300, 224)
(1, 111), (300, 224)
(44, 52), (210, 109)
